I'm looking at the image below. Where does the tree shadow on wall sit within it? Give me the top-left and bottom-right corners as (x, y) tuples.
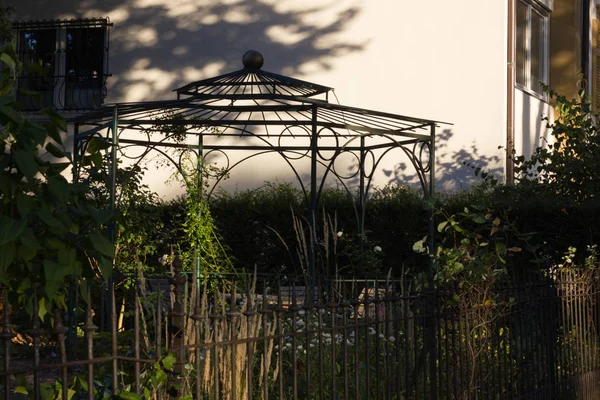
(383, 129), (504, 192)
(9, 0), (367, 102)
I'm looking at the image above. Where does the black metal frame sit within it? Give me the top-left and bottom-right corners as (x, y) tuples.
(72, 51), (442, 281)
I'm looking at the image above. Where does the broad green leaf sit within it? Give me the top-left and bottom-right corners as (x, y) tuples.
(44, 260), (72, 300)
(0, 104), (23, 125)
(46, 238), (66, 250)
(437, 220), (448, 232)
(471, 214), (487, 224)
(50, 162), (71, 173)
(57, 248), (76, 267)
(90, 230), (115, 257)
(14, 386), (28, 395)
(17, 88), (40, 97)
(47, 176), (70, 203)
(0, 52), (15, 71)
(451, 223), (464, 232)
(45, 142), (65, 158)
(412, 238), (427, 253)
(0, 243), (16, 285)
(38, 297), (48, 320)
(38, 210), (65, 229)
(22, 122), (48, 146)
(162, 353), (177, 370)
(86, 137), (112, 154)
(495, 242), (507, 256)
(44, 123), (62, 145)
(118, 392), (142, 400)
(0, 95), (14, 108)
(97, 256), (113, 281)
(84, 204), (113, 225)
(18, 244), (36, 261)
(20, 228), (44, 250)
(0, 216), (27, 246)
(39, 382), (55, 400)
(16, 194), (35, 217)
(154, 368), (167, 385)
(90, 152), (103, 168)
(14, 150), (39, 181)
(41, 107), (67, 133)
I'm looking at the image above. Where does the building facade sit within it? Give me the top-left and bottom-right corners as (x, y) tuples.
(4, 0), (598, 196)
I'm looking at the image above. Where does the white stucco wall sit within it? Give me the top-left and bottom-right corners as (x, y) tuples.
(7, 0), (510, 197)
(514, 89), (554, 161)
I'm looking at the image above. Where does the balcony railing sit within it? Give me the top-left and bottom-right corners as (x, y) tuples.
(12, 17), (112, 112)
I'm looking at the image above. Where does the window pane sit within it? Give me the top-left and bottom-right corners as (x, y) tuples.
(530, 10), (544, 93)
(65, 27), (105, 109)
(17, 29), (56, 110)
(516, 1), (528, 87)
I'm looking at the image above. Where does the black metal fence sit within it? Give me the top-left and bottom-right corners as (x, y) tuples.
(2, 267), (600, 399)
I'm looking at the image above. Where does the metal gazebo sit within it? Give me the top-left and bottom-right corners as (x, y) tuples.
(72, 50), (441, 283)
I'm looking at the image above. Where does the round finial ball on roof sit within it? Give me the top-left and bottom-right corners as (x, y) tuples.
(242, 50), (264, 69)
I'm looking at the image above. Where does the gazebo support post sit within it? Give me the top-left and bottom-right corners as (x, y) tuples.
(195, 133), (204, 295)
(109, 105), (119, 397)
(358, 136), (366, 270)
(66, 123), (80, 362)
(308, 106), (318, 302)
(427, 123), (437, 400)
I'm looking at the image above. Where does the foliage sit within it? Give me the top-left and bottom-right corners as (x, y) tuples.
(512, 86), (600, 202)
(0, 44), (113, 314)
(112, 165), (164, 278)
(0, 2), (13, 44)
(414, 203), (533, 289)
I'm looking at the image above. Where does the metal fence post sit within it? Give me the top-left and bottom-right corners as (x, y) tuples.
(168, 256), (186, 397)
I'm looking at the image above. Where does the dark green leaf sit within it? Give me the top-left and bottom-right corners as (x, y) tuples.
(14, 150), (39, 181)
(471, 214), (487, 224)
(0, 243), (16, 285)
(44, 260), (72, 301)
(86, 137), (112, 154)
(90, 230), (115, 257)
(162, 353), (176, 370)
(0, 52), (15, 71)
(0, 104), (22, 125)
(18, 241), (37, 261)
(17, 88), (40, 97)
(45, 142), (65, 158)
(97, 256), (113, 280)
(47, 176), (70, 203)
(38, 210), (65, 229)
(16, 194), (34, 217)
(0, 216), (27, 246)
(20, 228), (44, 250)
(0, 95), (14, 108)
(41, 108), (67, 133)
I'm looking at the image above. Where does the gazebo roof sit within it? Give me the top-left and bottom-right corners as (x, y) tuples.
(74, 50), (444, 136)
(173, 50), (333, 99)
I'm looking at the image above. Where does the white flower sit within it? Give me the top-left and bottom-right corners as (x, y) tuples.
(337, 231), (343, 238)
(158, 254), (170, 265)
(373, 246), (382, 252)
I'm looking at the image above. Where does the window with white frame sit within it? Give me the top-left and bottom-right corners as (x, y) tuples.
(12, 18), (111, 111)
(516, 0), (549, 96)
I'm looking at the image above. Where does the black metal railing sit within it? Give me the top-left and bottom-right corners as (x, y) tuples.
(2, 267), (600, 399)
(12, 18), (111, 112)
